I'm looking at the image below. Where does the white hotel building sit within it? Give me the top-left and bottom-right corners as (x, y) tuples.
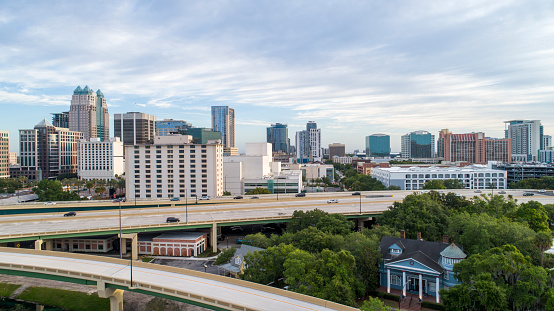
(125, 135), (223, 199)
(371, 165), (507, 190)
(78, 137), (124, 180)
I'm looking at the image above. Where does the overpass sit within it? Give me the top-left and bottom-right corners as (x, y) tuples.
(0, 247), (357, 311)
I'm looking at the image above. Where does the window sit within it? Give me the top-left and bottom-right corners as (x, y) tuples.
(389, 248), (401, 254)
(390, 275), (401, 286)
(444, 271), (449, 280)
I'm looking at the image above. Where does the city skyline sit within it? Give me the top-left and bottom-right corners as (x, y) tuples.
(1, 2), (554, 152)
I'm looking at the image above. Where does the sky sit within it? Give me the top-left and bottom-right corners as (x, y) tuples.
(1, 1), (554, 153)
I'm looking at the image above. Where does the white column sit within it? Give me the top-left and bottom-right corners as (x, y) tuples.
(402, 271), (406, 297)
(419, 274), (423, 300)
(387, 269), (391, 293)
(436, 276), (440, 303)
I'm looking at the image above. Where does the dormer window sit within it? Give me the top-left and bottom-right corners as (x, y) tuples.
(390, 248), (401, 254)
(442, 257), (460, 265)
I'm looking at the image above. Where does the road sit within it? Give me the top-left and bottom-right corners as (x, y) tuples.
(0, 189), (553, 241)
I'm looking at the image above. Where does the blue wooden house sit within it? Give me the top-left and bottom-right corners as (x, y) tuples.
(378, 234), (466, 303)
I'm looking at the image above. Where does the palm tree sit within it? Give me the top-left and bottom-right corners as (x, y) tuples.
(108, 179), (118, 198)
(95, 186), (106, 198)
(534, 230), (553, 267)
(117, 178), (126, 196)
(85, 180), (95, 195)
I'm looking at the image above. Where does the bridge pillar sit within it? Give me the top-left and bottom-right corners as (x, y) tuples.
(44, 240), (53, 251)
(0, 243), (7, 247)
(211, 223), (217, 253)
(121, 233), (138, 260)
(34, 239), (43, 250)
(97, 281), (124, 311)
(357, 217), (371, 231)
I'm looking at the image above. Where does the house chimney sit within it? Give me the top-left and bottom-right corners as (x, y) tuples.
(443, 234), (449, 244)
(400, 230), (405, 239)
(417, 232), (421, 240)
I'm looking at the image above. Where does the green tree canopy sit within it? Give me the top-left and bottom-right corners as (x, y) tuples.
(423, 179), (446, 190)
(515, 201), (549, 232)
(33, 180), (81, 202)
(245, 187), (271, 195)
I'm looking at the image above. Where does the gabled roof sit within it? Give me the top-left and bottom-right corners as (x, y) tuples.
(96, 89), (104, 98)
(386, 250), (444, 273)
(380, 236), (461, 265)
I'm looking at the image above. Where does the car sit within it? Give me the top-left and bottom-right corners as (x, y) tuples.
(199, 196), (210, 200)
(523, 192), (534, 196)
(474, 190), (482, 193)
(230, 226), (244, 233)
(233, 196), (243, 199)
(170, 197), (180, 201)
(44, 201), (56, 205)
(295, 193), (306, 197)
(538, 189), (546, 193)
(499, 191), (507, 194)
(166, 217), (180, 223)
(352, 192), (361, 196)
(63, 211), (76, 217)
(327, 199), (339, 203)
(113, 199), (121, 203)
(250, 196), (259, 199)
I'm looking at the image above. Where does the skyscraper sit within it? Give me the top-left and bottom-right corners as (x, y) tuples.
(114, 112), (157, 146)
(0, 131), (9, 179)
(211, 106), (235, 148)
(543, 135), (552, 150)
(438, 130), (512, 164)
(365, 134), (390, 158)
(295, 122), (321, 163)
(267, 123), (290, 153)
(401, 131), (435, 158)
(329, 143), (345, 159)
(156, 119), (192, 136)
(51, 112), (69, 128)
(504, 120), (542, 162)
(68, 86), (109, 141)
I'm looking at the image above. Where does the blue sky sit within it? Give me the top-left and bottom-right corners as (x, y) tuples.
(1, 1), (554, 153)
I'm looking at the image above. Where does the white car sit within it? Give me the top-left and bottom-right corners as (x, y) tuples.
(199, 196), (210, 200)
(538, 189), (546, 193)
(327, 199), (339, 203)
(44, 201), (56, 205)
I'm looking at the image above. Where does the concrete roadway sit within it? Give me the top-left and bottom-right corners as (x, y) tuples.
(0, 248), (355, 311)
(0, 189), (553, 239)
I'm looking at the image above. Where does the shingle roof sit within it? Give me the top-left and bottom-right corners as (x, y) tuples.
(440, 243), (467, 259)
(386, 250), (444, 273)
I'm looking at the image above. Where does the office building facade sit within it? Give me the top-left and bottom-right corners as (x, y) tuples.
(0, 132), (8, 179)
(125, 135), (223, 199)
(401, 131), (435, 158)
(78, 137), (124, 181)
(68, 86), (109, 141)
(211, 106), (235, 148)
(180, 128), (222, 145)
(329, 143), (345, 159)
(267, 123), (290, 153)
(504, 120), (543, 162)
(543, 135), (552, 150)
(366, 134), (390, 158)
(51, 112), (69, 128)
(156, 119), (192, 136)
(18, 119), (83, 180)
(438, 130), (512, 164)
(114, 112), (157, 146)
(295, 122), (321, 163)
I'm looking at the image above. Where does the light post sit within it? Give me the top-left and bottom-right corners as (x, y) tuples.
(203, 264), (207, 273)
(119, 200), (122, 259)
(130, 234), (137, 288)
(185, 188), (188, 224)
(355, 185), (362, 214)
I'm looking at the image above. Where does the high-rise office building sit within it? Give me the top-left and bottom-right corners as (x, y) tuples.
(401, 130), (435, 158)
(18, 119), (82, 180)
(504, 120), (542, 162)
(51, 112), (69, 128)
(267, 123), (290, 153)
(329, 143), (345, 159)
(295, 121), (321, 163)
(439, 130), (511, 164)
(211, 106), (235, 148)
(156, 119), (192, 136)
(78, 137), (124, 181)
(365, 134), (390, 158)
(114, 112), (157, 146)
(68, 86), (109, 141)
(180, 128), (222, 144)
(0, 132), (9, 179)
(543, 135), (552, 150)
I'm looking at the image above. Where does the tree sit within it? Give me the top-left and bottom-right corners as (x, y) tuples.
(443, 179), (465, 189)
(423, 179), (446, 190)
(441, 273), (507, 311)
(534, 231), (553, 267)
(214, 247), (236, 265)
(85, 180), (95, 195)
(360, 297), (392, 311)
(33, 180), (81, 202)
(245, 187), (271, 195)
(117, 177), (126, 195)
(242, 243), (297, 286)
(516, 201), (549, 232)
(223, 191), (231, 196)
(343, 232), (381, 295)
(95, 186), (106, 198)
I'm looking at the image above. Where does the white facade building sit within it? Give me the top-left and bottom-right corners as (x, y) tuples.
(505, 120), (542, 162)
(288, 163), (335, 181)
(543, 135), (552, 150)
(78, 137), (124, 180)
(125, 135), (223, 199)
(371, 165), (507, 190)
(223, 142), (301, 195)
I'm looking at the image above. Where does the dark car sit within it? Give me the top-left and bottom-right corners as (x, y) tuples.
(170, 197), (180, 201)
(233, 196), (243, 199)
(523, 192), (534, 196)
(250, 196), (259, 199)
(64, 211), (76, 217)
(352, 192), (361, 195)
(295, 193), (306, 197)
(166, 217), (180, 223)
(230, 226), (244, 233)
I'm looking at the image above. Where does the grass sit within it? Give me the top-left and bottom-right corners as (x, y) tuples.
(18, 287), (109, 311)
(142, 256), (154, 262)
(0, 283), (21, 297)
(196, 249), (220, 258)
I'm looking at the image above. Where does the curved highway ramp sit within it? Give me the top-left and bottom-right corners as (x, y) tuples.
(0, 247), (357, 311)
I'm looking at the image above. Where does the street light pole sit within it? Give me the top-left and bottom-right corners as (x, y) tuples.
(185, 188), (188, 224)
(119, 201), (122, 259)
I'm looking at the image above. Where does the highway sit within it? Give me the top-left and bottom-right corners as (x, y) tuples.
(0, 247), (356, 311)
(0, 189), (553, 242)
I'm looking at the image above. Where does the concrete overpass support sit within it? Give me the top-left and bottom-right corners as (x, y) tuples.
(120, 233), (138, 260)
(211, 223), (217, 253)
(97, 281), (123, 311)
(34, 240), (43, 250)
(357, 217), (371, 231)
(44, 240), (53, 251)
